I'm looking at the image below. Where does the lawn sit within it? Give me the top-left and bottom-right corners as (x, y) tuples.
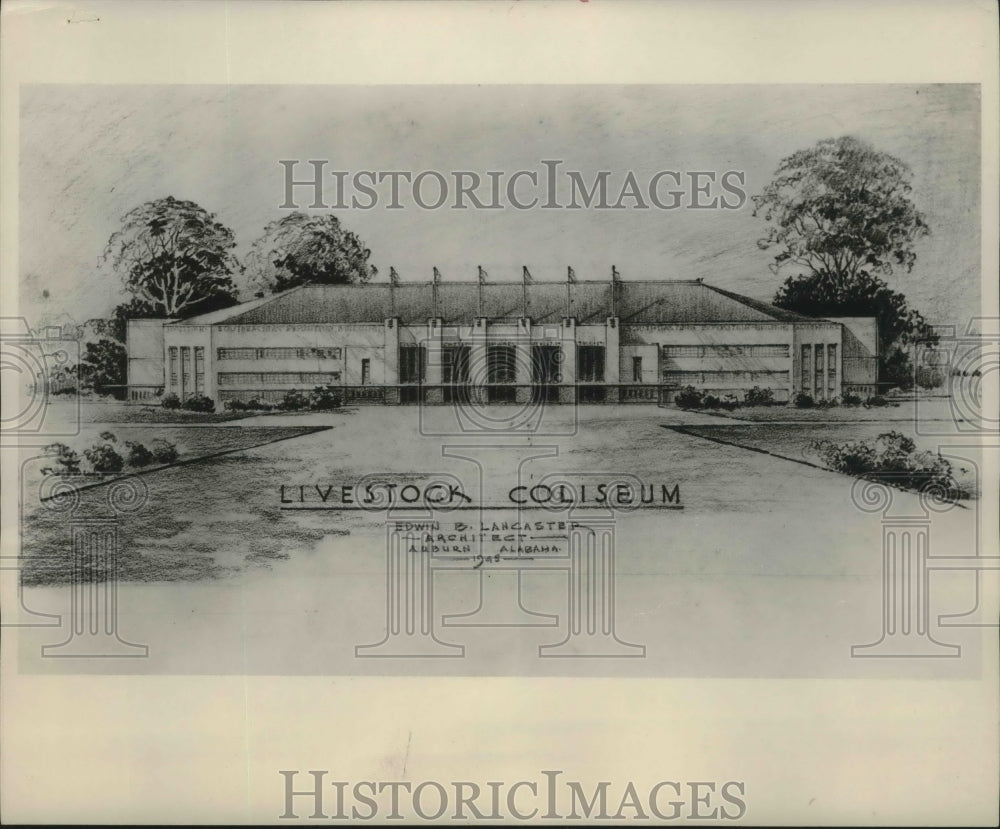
(14, 405), (984, 678)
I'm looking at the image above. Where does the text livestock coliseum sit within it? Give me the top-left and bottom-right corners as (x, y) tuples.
(278, 481), (682, 507)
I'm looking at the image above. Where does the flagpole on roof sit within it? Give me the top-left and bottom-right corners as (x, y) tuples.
(432, 267), (441, 319)
(567, 266), (575, 319)
(522, 266), (532, 319)
(389, 266), (398, 318)
(477, 265), (486, 318)
(611, 265), (620, 318)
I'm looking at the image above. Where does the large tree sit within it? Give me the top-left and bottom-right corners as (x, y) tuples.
(246, 212), (373, 293)
(103, 196), (240, 317)
(752, 136), (934, 387)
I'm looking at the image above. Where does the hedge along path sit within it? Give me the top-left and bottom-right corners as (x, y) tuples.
(38, 425), (332, 503)
(663, 424), (969, 509)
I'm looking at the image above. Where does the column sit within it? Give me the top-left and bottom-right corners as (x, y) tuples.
(852, 519), (959, 657)
(383, 318), (400, 405)
(558, 318), (577, 404)
(514, 317), (532, 405)
(604, 317), (620, 403)
(356, 526), (464, 657)
(42, 480), (148, 658)
(468, 318), (489, 407)
(539, 519), (645, 657)
(424, 318), (444, 404)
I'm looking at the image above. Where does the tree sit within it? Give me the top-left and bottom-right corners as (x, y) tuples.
(246, 212), (373, 293)
(79, 338), (127, 398)
(752, 136), (934, 386)
(103, 196), (240, 317)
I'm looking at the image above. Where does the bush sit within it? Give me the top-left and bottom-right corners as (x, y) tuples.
(309, 385), (342, 411)
(247, 398), (275, 411)
(182, 394), (215, 413)
(719, 393), (740, 411)
(281, 390), (310, 411)
(812, 430), (957, 496)
(224, 399), (248, 411)
(674, 386), (705, 409)
(816, 396), (840, 408)
(149, 438), (179, 465)
(41, 442), (82, 475)
(161, 393), (181, 409)
(84, 441), (125, 474)
(793, 392), (815, 408)
(915, 365), (946, 390)
(865, 395), (889, 407)
(125, 441), (155, 467)
(744, 386), (775, 407)
(702, 394), (722, 409)
(842, 393), (863, 406)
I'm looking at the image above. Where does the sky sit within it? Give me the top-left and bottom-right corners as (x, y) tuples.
(18, 84), (981, 330)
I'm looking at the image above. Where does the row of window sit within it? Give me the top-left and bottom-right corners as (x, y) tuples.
(662, 370), (791, 383)
(217, 372), (342, 386)
(661, 344), (790, 358)
(216, 347), (342, 360)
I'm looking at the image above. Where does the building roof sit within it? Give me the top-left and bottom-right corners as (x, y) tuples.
(172, 279), (822, 327)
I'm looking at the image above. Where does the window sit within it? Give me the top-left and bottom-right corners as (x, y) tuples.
(194, 347), (205, 393)
(827, 344), (837, 370)
(801, 345), (812, 386)
(443, 345), (471, 384)
(217, 347), (342, 360)
(399, 346), (426, 384)
(577, 346), (605, 382)
(217, 347), (256, 360)
(632, 356), (643, 383)
(217, 372), (341, 386)
(180, 347), (191, 397)
(487, 345), (517, 384)
(168, 347), (178, 386)
(361, 359), (371, 385)
(662, 370), (790, 384)
(662, 344), (790, 358)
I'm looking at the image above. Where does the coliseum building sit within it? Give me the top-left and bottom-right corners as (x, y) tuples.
(126, 278), (878, 406)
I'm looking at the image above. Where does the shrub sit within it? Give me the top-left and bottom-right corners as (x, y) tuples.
(281, 390), (310, 411)
(125, 441), (155, 467)
(84, 442), (125, 474)
(674, 386), (704, 409)
(161, 393), (181, 409)
(702, 394), (722, 409)
(182, 395), (215, 413)
(719, 393), (740, 411)
(816, 396), (839, 408)
(309, 385), (342, 411)
(842, 393), (863, 406)
(915, 365), (946, 390)
(793, 392), (815, 408)
(224, 399), (248, 412)
(41, 442), (82, 475)
(866, 395), (889, 407)
(149, 438), (179, 465)
(247, 398), (275, 411)
(813, 430), (957, 496)
(744, 386), (775, 407)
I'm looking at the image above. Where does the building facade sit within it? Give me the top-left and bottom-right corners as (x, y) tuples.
(127, 279), (878, 406)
